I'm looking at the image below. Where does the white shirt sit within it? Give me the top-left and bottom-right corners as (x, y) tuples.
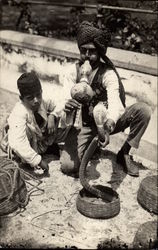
(61, 62), (125, 124)
(8, 97), (58, 167)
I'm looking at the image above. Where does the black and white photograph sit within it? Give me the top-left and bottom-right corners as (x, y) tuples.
(0, 0), (157, 249)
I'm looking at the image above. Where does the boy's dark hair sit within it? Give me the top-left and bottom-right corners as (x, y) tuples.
(17, 71), (42, 97)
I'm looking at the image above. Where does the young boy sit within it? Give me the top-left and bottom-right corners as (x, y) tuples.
(0, 71), (71, 172)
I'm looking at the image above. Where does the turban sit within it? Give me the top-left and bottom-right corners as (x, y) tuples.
(17, 72), (42, 97)
(77, 21), (111, 54)
(77, 21), (126, 108)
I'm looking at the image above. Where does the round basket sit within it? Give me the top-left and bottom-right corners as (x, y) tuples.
(0, 183), (27, 216)
(133, 220), (157, 249)
(137, 175), (158, 214)
(0, 169), (24, 201)
(76, 185), (120, 219)
(0, 157), (28, 216)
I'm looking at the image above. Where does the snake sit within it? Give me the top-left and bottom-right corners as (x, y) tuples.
(79, 135), (114, 202)
(71, 77), (115, 202)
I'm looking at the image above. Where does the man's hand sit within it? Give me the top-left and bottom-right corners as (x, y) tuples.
(104, 119), (115, 133)
(99, 132), (110, 150)
(39, 159), (49, 172)
(64, 99), (81, 113)
(80, 60), (92, 79)
(47, 114), (56, 135)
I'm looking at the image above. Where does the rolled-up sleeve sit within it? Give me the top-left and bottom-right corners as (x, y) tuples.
(102, 69), (125, 123)
(8, 104), (41, 167)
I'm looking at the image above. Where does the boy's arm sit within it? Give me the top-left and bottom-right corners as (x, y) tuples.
(8, 105), (42, 167)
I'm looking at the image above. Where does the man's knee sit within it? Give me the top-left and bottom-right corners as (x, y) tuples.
(60, 150), (80, 175)
(135, 102), (151, 123)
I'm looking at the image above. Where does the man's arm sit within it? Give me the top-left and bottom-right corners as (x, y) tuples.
(102, 69), (125, 132)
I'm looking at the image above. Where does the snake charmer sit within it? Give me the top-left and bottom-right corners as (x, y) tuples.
(60, 21), (151, 178)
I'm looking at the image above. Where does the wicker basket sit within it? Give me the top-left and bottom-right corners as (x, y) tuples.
(76, 185), (120, 219)
(133, 220), (158, 249)
(137, 175), (158, 214)
(0, 157), (28, 216)
(0, 183), (27, 216)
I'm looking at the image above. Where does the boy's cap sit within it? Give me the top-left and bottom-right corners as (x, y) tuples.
(17, 72), (42, 96)
(77, 21), (111, 54)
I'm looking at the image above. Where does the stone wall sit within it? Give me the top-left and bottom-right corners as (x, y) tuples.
(0, 30), (157, 76)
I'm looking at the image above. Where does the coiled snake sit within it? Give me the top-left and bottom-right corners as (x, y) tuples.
(76, 134), (120, 219)
(71, 78), (118, 202)
(79, 135), (116, 202)
(70, 67), (120, 215)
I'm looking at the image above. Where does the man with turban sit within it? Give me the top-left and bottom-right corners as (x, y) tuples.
(60, 21), (151, 178)
(0, 72), (72, 173)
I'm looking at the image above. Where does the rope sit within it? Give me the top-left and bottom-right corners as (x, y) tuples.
(0, 157), (44, 216)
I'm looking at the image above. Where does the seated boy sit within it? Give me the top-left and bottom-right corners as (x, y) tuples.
(0, 72), (72, 172)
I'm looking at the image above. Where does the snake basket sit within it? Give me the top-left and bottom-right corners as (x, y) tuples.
(133, 220), (158, 249)
(76, 185), (120, 219)
(137, 175), (158, 214)
(0, 157), (28, 216)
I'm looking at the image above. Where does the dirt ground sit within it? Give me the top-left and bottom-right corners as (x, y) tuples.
(0, 89), (157, 249)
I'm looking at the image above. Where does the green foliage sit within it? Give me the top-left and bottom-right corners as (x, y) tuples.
(1, 1), (158, 55)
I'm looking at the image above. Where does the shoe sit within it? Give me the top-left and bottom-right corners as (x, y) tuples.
(116, 151), (139, 177)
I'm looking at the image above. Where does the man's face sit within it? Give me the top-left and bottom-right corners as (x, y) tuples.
(80, 43), (100, 68)
(22, 90), (42, 112)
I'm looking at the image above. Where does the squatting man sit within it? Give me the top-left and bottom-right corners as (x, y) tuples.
(60, 21), (151, 177)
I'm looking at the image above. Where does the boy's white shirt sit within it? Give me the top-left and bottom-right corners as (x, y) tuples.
(8, 97), (61, 167)
(61, 63), (125, 124)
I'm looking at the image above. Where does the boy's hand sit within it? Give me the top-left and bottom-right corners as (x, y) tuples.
(39, 159), (49, 172)
(47, 114), (56, 134)
(64, 99), (81, 113)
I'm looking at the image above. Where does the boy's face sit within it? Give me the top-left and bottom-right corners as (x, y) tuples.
(80, 43), (100, 68)
(22, 90), (42, 112)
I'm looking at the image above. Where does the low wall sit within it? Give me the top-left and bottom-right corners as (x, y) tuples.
(0, 30), (157, 76)
(0, 30), (157, 110)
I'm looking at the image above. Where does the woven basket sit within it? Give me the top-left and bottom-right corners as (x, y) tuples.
(133, 220), (158, 249)
(0, 157), (28, 216)
(76, 185), (120, 219)
(0, 183), (27, 216)
(137, 175), (158, 214)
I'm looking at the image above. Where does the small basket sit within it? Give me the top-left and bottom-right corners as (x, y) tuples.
(0, 157), (28, 216)
(137, 175), (158, 214)
(0, 183), (27, 216)
(76, 185), (120, 219)
(133, 220), (157, 249)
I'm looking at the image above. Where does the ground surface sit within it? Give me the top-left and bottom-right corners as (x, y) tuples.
(0, 88), (157, 249)
(0, 52), (157, 248)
